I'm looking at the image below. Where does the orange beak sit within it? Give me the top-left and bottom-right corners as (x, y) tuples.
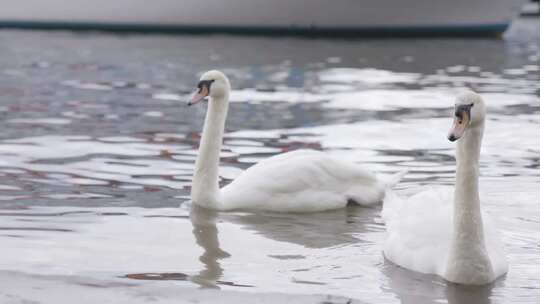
(448, 107), (471, 142)
(188, 85), (209, 106)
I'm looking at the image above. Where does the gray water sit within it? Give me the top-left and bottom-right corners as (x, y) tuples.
(0, 17), (539, 304)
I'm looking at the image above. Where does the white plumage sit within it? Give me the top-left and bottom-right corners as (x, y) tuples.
(382, 187), (507, 283)
(221, 149), (400, 212)
(382, 91), (508, 285)
(188, 70), (403, 212)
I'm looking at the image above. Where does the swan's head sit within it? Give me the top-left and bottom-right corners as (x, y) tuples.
(188, 70), (231, 106)
(448, 90), (486, 142)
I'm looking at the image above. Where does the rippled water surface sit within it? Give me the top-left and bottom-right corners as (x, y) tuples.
(0, 18), (539, 304)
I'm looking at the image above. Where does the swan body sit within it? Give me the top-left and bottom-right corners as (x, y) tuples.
(221, 149), (396, 212)
(383, 91), (507, 285)
(188, 70), (403, 212)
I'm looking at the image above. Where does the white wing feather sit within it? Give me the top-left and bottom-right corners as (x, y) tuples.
(220, 150), (389, 212)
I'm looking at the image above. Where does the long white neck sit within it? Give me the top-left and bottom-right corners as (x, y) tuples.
(191, 94), (229, 209)
(446, 121), (494, 284)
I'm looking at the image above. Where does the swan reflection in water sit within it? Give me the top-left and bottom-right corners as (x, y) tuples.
(189, 205), (232, 288)
(125, 203), (499, 302)
(223, 206), (381, 249)
(188, 204), (383, 289)
(382, 259), (497, 304)
(124, 205), (238, 289)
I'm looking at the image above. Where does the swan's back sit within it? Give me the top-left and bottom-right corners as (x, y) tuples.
(382, 187), (508, 279)
(220, 150), (385, 212)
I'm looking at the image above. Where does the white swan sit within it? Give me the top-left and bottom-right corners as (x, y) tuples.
(382, 91), (507, 285)
(187, 70), (404, 212)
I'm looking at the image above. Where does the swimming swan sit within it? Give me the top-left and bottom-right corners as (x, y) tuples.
(188, 70), (404, 212)
(383, 91), (507, 285)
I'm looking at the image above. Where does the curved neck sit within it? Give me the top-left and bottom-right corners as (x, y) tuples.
(191, 94), (229, 209)
(447, 121), (493, 282)
(454, 125), (483, 220)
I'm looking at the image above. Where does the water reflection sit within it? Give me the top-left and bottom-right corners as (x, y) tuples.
(188, 205), (380, 287)
(225, 207), (380, 249)
(445, 283), (495, 304)
(0, 17), (539, 304)
(382, 259), (496, 304)
(125, 206), (255, 289)
(190, 205), (230, 288)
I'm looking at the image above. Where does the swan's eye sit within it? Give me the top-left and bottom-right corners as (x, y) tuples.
(455, 103), (474, 119)
(197, 80), (215, 92)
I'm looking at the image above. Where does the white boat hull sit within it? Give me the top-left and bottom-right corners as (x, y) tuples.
(0, 0), (527, 35)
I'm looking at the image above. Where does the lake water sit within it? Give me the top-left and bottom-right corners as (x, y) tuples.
(0, 17), (539, 304)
